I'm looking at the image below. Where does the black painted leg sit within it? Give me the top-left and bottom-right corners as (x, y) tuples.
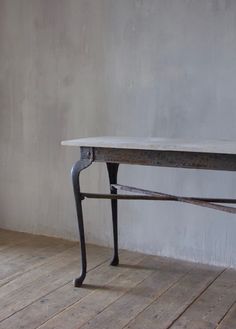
(72, 157), (93, 287)
(106, 163), (119, 266)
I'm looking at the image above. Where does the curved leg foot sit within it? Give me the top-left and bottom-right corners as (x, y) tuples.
(106, 163), (119, 266)
(110, 254), (119, 266)
(73, 274), (86, 288)
(72, 156), (93, 287)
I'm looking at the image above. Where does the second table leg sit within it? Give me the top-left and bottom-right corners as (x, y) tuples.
(106, 162), (119, 266)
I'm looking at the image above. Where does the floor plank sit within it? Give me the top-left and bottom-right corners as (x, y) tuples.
(36, 257), (195, 329)
(123, 264), (223, 329)
(0, 250), (145, 329)
(0, 244), (110, 322)
(217, 303), (236, 329)
(1, 230), (236, 329)
(0, 229), (36, 254)
(0, 239), (75, 286)
(78, 262), (194, 329)
(35, 256), (156, 329)
(170, 269), (236, 329)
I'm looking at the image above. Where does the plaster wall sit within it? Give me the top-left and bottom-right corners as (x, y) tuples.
(1, 0), (236, 266)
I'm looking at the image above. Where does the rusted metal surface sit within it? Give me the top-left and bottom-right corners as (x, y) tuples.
(112, 184), (236, 214)
(90, 147), (236, 171)
(81, 192), (236, 203)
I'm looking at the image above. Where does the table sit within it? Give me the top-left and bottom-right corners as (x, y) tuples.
(62, 137), (236, 287)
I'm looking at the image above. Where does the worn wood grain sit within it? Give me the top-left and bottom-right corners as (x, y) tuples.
(78, 262), (194, 329)
(0, 244), (110, 322)
(61, 137), (236, 155)
(217, 303), (236, 329)
(0, 229), (36, 253)
(1, 230), (236, 329)
(0, 250), (145, 329)
(35, 257), (156, 329)
(170, 269), (236, 328)
(36, 257), (195, 329)
(123, 265), (223, 329)
(0, 240), (75, 286)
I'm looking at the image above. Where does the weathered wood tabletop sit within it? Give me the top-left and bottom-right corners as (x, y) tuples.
(62, 136), (236, 154)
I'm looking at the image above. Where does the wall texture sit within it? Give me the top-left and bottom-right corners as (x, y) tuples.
(1, 0), (236, 267)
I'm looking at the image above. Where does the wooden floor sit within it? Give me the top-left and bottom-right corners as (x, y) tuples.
(1, 229), (236, 329)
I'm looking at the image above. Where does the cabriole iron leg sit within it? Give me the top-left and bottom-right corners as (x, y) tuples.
(71, 157), (92, 287)
(106, 162), (119, 266)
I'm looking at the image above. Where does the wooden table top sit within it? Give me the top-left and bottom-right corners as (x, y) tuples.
(61, 137), (236, 155)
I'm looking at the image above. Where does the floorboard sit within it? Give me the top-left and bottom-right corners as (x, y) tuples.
(170, 269), (236, 329)
(1, 229), (236, 329)
(217, 303), (236, 329)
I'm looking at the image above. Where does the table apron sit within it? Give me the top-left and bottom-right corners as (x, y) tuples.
(80, 147), (236, 171)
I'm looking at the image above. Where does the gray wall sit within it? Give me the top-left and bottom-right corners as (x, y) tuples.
(1, 0), (236, 267)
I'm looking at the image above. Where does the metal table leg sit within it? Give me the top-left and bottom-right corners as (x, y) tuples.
(71, 156), (93, 287)
(106, 163), (119, 266)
